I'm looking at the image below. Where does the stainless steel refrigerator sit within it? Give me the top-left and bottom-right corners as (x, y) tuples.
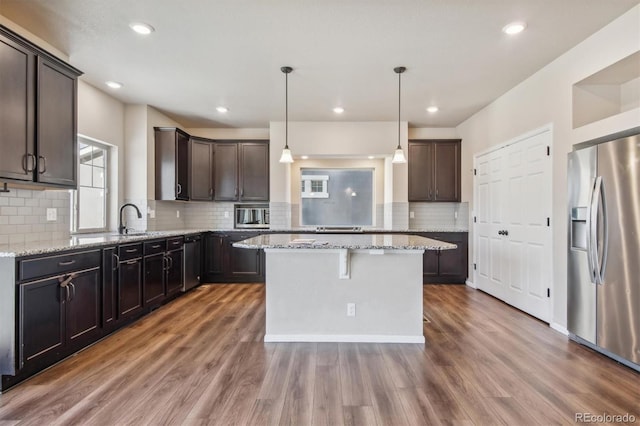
(568, 127), (640, 371)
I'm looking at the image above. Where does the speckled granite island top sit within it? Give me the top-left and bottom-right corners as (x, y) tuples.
(233, 233), (456, 250)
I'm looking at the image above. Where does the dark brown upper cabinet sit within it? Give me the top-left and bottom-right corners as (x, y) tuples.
(154, 127), (190, 201)
(0, 25), (82, 188)
(190, 137), (214, 201)
(214, 141), (269, 202)
(408, 139), (461, 202)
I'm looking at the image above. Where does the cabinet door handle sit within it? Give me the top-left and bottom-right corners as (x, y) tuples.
(69, 282), (76, 301)
(24, 153), (36, 173)
(163, 255), (168, 271)
(436, 189), (439, 198)
(125, 248), (138, 253)
(177, 183), (182, 195)
(58, 260), (76, 266)
(209, 188), (213, 196)
(429, 189), (433, 199)
(241, 188), (244, 198)
(113, 253), (120, 270)
(235, 188), (238, 197)
(37, 155), (47, 174)
(168, 256), (173, 269)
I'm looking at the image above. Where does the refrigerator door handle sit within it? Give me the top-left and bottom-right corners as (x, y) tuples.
(596, 178), (609, 285)
(587, 177), (599, 284)
(588, 176), (608, 285)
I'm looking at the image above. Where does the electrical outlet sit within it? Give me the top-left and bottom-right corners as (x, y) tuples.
(149, 209), (156, 219)
(224, 211), (230, 219)
(409, 211), (415, 219)
(454, 211), (458, 220)
(46, 208), (57, 221)
(176, 210), (180, 218)
(347, 303), (356, 317)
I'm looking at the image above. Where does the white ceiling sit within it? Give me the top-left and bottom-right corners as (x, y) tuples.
(1, 0), (638, 128)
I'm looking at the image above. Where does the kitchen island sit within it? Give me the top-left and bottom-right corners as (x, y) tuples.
(234, 233), (455, 343)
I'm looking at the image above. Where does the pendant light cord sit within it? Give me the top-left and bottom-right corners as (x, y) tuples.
(285, 70), (289, 150)
(397, 69), (401, 150)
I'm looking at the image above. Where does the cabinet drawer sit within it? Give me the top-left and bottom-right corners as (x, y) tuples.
(167, 237), (184, 250)
(19, 250), (100, 282)
(119, 243), (143, 261)
(144, 240), (166, 256)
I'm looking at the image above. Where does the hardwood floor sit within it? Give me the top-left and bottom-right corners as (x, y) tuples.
(0, 284), (638, 425)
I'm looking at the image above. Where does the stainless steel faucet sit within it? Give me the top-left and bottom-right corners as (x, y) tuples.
(118, 203), (142, 235)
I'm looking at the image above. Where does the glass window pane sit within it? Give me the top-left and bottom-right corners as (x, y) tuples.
(78, 187), (105, 229)
(93, 167), (104, 188)
(79, 164), (92, 186)
(79, 145), (94, 166)
(93, 149), (105, 167)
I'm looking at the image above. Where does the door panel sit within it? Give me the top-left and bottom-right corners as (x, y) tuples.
(408, 142), (433, 201)
(433, 141), (460, 201)
(240, 143), (269, 201)
(144, 254), (165, 305)
(66, 268), (101, 343)
(214, 143), (238, 201)
(191, 139), (214, 201)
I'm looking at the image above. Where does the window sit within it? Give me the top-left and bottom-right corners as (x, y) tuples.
(72, 138), (109, 232)
(301, 175), (329, 198)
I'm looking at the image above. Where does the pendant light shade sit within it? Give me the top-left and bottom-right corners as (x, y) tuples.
(392, 66), (407, 164)
(279, 66), (294, 164)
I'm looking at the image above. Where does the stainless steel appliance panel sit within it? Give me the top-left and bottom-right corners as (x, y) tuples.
(183, 235), (202, 291)
(235, 205), (269, 229)
(596, 135), (640, 364)
(567, 147), (597, 344)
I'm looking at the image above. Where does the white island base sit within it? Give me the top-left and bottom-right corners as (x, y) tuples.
(264, 248), (425, 344)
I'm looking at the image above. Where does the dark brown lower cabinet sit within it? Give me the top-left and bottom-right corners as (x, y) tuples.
(102, 247), (117, 330)
(203, 232), (264, 283)
(166, 249), (183, 296)
(203, 233), (225, 282)
(118, 258), (143, 319)
(144, 253), (165, 306)
(18, 267), (100, 369)
(417, 232), (468, 284)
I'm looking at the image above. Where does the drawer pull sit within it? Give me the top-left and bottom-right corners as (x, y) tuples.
(125, 248), (138, 253)
(151, 244), (161, 249)
(125, 259), (138, 265)
(172, 241), (181, 245)
(58, 260), (76, 266)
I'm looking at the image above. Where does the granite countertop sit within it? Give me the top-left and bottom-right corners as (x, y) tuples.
(0, 229), (207, 258)
(233, 233), (456, 251)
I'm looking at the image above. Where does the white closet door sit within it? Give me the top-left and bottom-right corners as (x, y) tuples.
(474, 128), (552, 322)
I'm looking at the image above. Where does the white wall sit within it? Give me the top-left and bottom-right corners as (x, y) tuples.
(457, 5), (640, 329)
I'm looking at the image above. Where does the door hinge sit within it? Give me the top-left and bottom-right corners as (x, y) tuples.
(546, 146), (550, 156)
(474, 168), (477, 175)
(547, 288), (550, 298)
(547, 217), (550, 226)
(473, 263), (477, 270)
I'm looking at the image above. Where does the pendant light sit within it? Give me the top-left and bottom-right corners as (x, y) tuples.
(392, 66), (407, 164)
(279, 66), (294, 163)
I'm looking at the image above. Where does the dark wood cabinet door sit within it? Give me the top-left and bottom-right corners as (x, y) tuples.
(102, 248), (117, 328)
(423, 251), (440, 279)
(433, 141), (461, 202)
(166, 250), (183, 296)
(118, 258), (143, 318)
(19, 277), (65, 368)
(66, 268), (101, 344)
(191, 138), (214, 201)
(408, 142), (434, 201)
(144, 253), (166, 306)
(204, 233), (224, 281)
(239, 142), (269, 201)
(176, 131), (190, 200)
(438, 234), (468, 282)
(224, 234), (263, 281)
(0, 34), (34, 181)
(36, 57), (77, 187)
(214, 143), (239, 201)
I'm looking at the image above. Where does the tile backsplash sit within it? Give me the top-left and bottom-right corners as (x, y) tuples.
(408, 202), (469, 230)
(0, 189), (71, 244)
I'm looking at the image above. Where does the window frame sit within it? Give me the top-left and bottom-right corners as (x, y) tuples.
(71, 137), (110, 234)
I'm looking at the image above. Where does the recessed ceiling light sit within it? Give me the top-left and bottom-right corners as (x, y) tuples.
(502, 22), (526, 35)
(368, 156), (375, 160)
(426, 106), (439, 113)
(333, 107), (345, 114)
(301, 155), (309, 160)
(105, 81), (122, 89)
(216, 106), (228, 113)
(129, 22), (155, 35)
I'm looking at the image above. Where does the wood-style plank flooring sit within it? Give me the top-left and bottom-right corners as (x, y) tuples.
(0, 284), (638, 425)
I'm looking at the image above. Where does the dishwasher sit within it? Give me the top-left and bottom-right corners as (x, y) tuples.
(183, 234), (202, 291)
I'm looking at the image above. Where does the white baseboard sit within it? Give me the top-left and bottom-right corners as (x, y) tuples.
(550, 322), (569, 336)
(465, 279), (476, 289)
(264, 334), (425, 344)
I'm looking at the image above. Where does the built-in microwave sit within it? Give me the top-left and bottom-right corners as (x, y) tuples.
(234, 204), (269, 229)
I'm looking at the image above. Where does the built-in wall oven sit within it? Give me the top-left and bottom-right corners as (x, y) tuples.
(235, 204), (269, 229)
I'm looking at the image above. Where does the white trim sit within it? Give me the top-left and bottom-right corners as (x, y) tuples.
(465, 279), (476, 289)
(473, 123), (554, 158)
(264, 334), (425, 343)
(550, 322), (569, 336)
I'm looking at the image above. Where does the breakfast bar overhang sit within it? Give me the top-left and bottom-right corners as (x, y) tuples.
(234, 234), (456, 344)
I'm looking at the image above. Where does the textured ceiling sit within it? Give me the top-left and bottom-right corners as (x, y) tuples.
(0, 0), (638, 128)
